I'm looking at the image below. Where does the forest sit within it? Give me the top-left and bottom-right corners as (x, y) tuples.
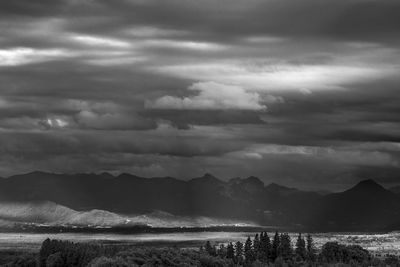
(2, 232), (400, 266)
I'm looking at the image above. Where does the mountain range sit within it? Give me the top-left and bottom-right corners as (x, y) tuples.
(1, 171), (400, 231)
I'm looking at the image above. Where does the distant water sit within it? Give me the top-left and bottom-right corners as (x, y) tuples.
(1, 232), (400, 255)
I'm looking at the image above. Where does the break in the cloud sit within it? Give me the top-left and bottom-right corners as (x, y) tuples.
(0, 47), (72, 66)
(229, 143), (398, 168)
(154, 61), (398, 93)
(71, 35), (132, 48)
(0, 0), (399, 190)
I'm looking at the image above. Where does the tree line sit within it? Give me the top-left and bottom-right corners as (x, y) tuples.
(201, 232), (316, 265)
(3, 232), (400, 266)
(200, 231), (396, 266)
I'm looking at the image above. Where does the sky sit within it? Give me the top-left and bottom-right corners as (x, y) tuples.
(0, 0), (399, 190)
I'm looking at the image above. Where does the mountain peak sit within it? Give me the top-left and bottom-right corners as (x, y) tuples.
(196, 173), (220, 182)
(244, 176), (264, 186)
(245, 176), (264, 184)
(266, 182), (292, 191)
(355, 179), (382, 189)
(27, 171), (53, 176)
(346, 179), (388, 195)
(202, 173), (217, 179)
(229, 176), (263, 186)
(7, 171), (55, 180)
(189, 173), (223, 185)
(116, 173), (143, 180)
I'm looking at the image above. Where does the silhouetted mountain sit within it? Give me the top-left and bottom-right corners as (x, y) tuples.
(313, 179), (400, 231)
(265, 183), (300, 196)
(389, 185), (400, 194)
(345, 179), (390, 196)
(189, 173), (224, 189)
(0, 172), (315, 224)
(1, 173), (399, 231)
(227, 176), (264, 197)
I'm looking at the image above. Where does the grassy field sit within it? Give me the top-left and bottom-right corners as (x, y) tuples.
(1, 231), (400, 254)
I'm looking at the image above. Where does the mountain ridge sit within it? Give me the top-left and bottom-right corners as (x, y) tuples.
(1, 172), (399, 231)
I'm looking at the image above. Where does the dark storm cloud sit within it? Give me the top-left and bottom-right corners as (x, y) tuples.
(143, 110), (265, 129)
(0, 0), (399, 189)
(0, 0), (67, 17)
(0, 128), (249, 160)
(65, 0), (400, 44)
(2, 0), (400, 44)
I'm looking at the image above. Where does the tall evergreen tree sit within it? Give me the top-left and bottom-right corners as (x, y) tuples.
(306, 234), (316, 262)
(295, 233), (307, 261)
(39, 238), (52, 267)
(205, 241), (215, 256)
(271, 231), (280, 262)
(244, 236), (255, 264)
(279, 233), (293, 261)
(217, 244), (227, 258)
(235, 241), (244, 264)
(227, 242), (235, 260)
(253, 233), (260, 258)
(259, 232), (271, 262)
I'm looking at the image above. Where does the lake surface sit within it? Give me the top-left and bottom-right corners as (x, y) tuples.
(1, 231), (400, 255)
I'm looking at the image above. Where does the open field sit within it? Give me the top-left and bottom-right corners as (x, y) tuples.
(1, 231), (400, 255)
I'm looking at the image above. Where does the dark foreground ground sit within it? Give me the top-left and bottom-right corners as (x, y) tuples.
(1, 231), (400, 266)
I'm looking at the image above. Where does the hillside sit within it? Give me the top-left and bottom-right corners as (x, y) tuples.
(0, 201), (256, 228)
(389, 185), (400, 194)
(312, 180), (400, 231)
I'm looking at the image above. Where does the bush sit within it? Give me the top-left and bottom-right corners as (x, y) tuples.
(46, 252), (64, 267)
(320, 242), (370, 264)
(88, 256), (131, 267)
(7, 254), (37, 267)
(198, 254), (233, 267)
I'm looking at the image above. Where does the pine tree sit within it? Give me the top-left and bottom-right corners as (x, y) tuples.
(306, 234), (316, 262)
(218, 244), (227, 258)
(271, 231), (280, 262)
(39, 238), (52, 267)
(205, 241), (214, 256)
(295, 233), (307, 261)
(235, 241), (244, 264)
(279, 233), (293, 261)
(253, 233), (260, 258)
(259, 232), (271, 262)
(244, 236), (255, 264)
(227, 242), (235, 260)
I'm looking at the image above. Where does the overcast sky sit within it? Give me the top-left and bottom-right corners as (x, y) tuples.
(0, 0), (399, 190)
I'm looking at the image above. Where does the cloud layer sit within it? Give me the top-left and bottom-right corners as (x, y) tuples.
(0, 0), (399, 190)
